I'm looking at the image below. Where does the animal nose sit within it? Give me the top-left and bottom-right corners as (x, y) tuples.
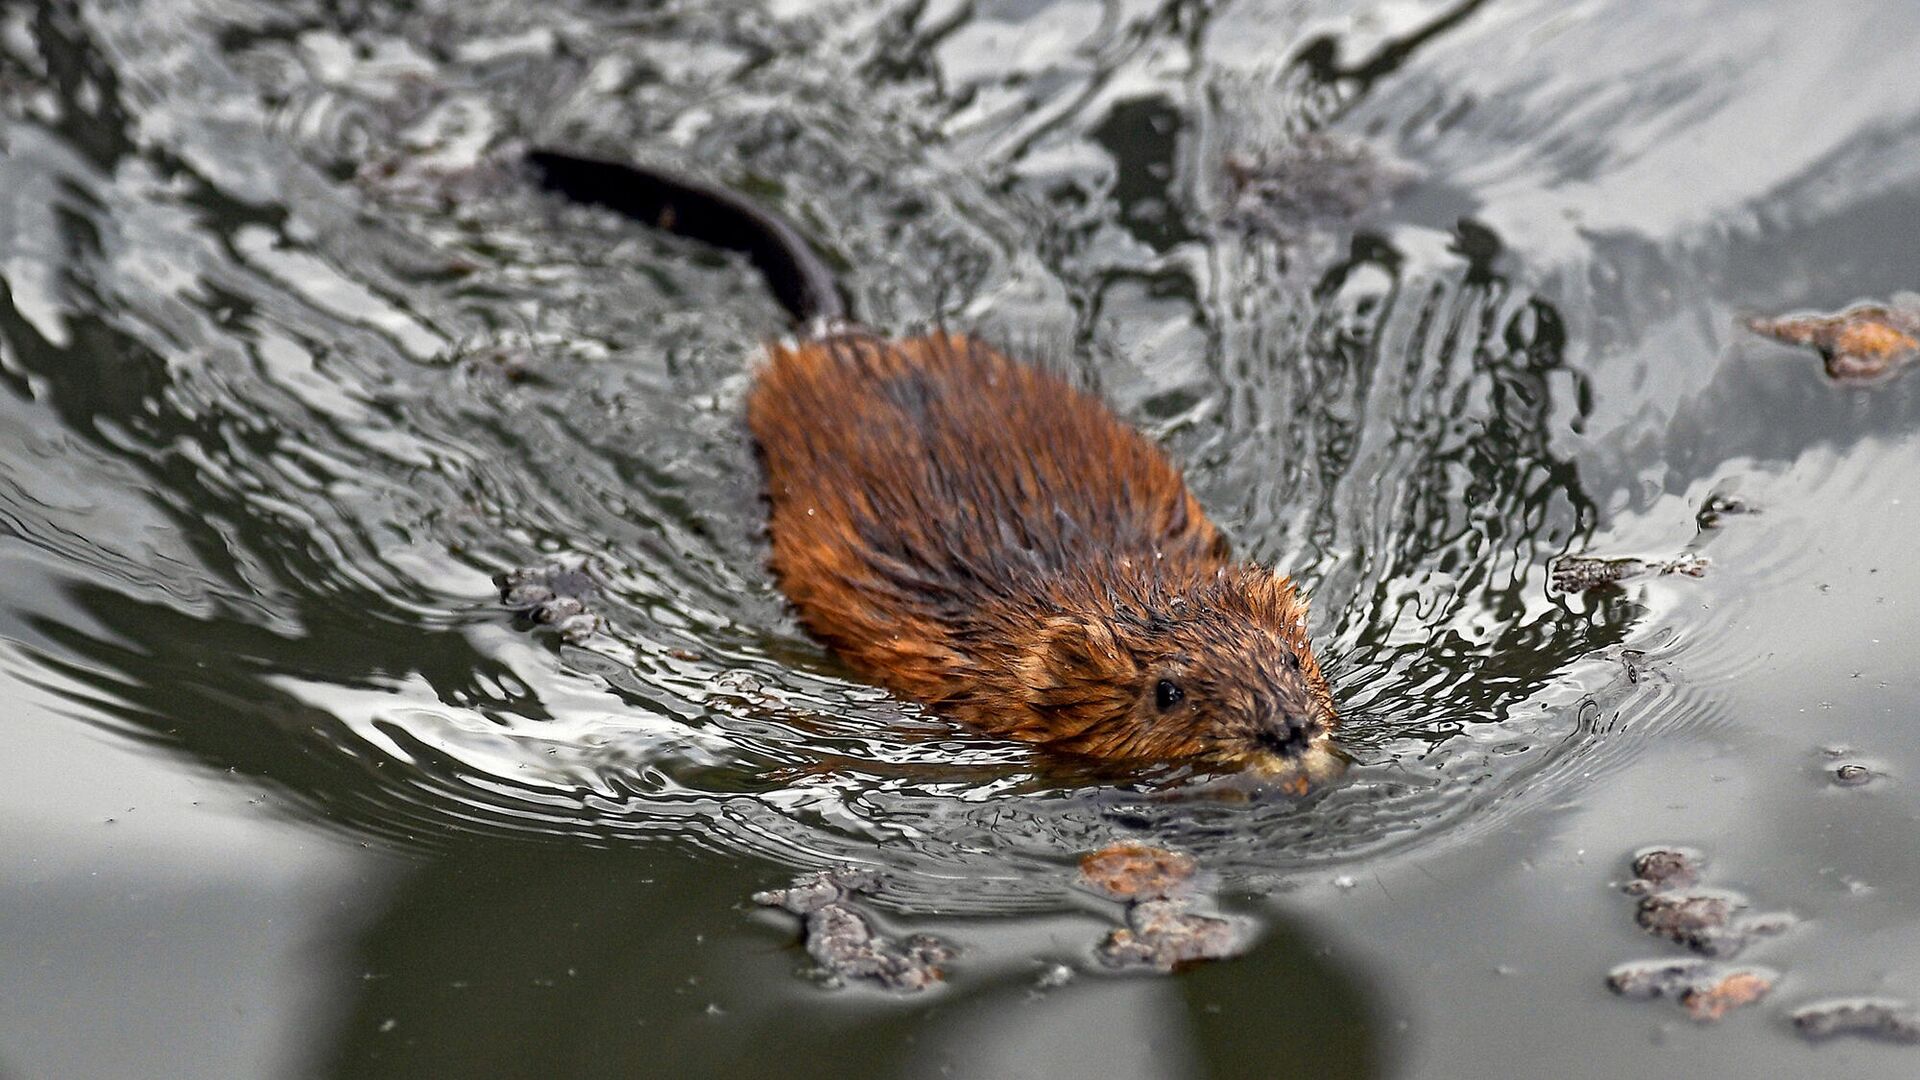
(1254, 718), (1313, 757)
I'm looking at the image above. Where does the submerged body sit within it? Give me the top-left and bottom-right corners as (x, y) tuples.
(748, 331), (1341, 786)
(530, 150), (1341, 786)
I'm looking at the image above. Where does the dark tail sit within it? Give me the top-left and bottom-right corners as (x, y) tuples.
(526, 150), (847, 326)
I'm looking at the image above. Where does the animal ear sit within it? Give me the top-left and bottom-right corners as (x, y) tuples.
(1035, 616), (1133, 682)
(1015, 617), (1143, 729)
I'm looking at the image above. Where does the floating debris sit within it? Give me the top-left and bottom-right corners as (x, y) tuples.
(1831, 762), (1876, 787)
(1746, 303), (1920, 381)
(1607, 958), (1705, 999)
(1634, 889), (1793, 958)
(1607, 846), (1795, 1022)
(1607, 959), (1776, 1022)
(1076, 843), (1244, 972)
(1626, 858), (1795, 958)
(1681, 969), (1775, 1022)
(1791, 998), (1920, 1043)
(1548, 554), (1707, 596)
(1078, 842), (1198, 901)
(1695, 493), (1757, 531)
(1097, 897), (1243, 972)
(1635, 888), (1734, 951)
(753, 869), (956, 993)
(498, 563), (602, 642)
(755, 867), (877, 915)
(1625, 846), (1703, 893)
(794, 905), (955, 993)
(1222, 134), (1410, 241)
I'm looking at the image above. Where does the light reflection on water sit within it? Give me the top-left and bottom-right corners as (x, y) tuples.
(6, 0), (1639, 906)
(5, 0), (1920, 1076)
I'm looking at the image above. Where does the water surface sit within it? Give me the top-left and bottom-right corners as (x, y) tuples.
(5, 0), (1920, 1076)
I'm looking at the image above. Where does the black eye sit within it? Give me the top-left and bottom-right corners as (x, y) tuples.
(1154, 679), (1184, 710)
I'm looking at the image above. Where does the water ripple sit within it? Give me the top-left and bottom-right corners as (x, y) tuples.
(7, 0), (1918, 916)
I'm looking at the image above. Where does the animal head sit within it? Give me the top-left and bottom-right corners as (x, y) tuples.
(1018, 563), (1342, 791)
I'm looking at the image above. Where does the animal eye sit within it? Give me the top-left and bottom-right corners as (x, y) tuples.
(1154, 679), (1184, 710)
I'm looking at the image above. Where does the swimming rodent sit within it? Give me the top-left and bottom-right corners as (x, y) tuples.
(529, 150), (1342, 789)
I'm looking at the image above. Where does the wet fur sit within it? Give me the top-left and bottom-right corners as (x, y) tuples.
(748, 331), (1337, 768)
(528, 149), (1339, 780)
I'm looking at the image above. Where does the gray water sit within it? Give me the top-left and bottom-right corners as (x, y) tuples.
(4, 0), (1920, 1076)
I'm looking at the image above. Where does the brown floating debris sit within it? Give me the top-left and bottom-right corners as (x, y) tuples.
(1548, 554), (1708, 596)
(1608, 844), (1794, 1021)
(1634, 888), (1794, 958)
(1078, 842), (1198, 901)
(1682, 968), (1776, 1022)
(1746, 303), (1920, 381)
(1791, 998), (1920, 1043)
(1627, 846), (1703, 893)
(1636, 889), (1740, 953)
(753, 869), (956, 993)
(1096, 897), (1243, 972)
(1078, 843), (1243, 972)
(1608, 959), (1776, 1022)
(1607, 846), (1819, 1026)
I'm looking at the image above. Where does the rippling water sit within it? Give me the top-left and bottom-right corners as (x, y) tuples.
(7, 1), (1920, 1077)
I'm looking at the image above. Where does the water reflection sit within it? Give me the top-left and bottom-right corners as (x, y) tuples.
(307, 841), (1382, 1079)
(9, 0), (1920, 1074)
(0, 0), (1662, 920)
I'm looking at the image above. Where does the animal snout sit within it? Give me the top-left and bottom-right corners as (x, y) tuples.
(1254, 716), (1317, 757)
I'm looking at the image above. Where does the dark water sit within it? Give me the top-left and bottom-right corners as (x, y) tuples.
(5, 0), (1920, 1076)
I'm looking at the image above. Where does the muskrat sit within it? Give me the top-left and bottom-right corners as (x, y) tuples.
(530, 151), (1342, 789)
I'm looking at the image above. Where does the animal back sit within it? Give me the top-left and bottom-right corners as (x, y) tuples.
(745, 332), (1225, 700)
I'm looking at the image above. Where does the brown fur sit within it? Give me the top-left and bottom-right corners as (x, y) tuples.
(747, 331), (1340, 784)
